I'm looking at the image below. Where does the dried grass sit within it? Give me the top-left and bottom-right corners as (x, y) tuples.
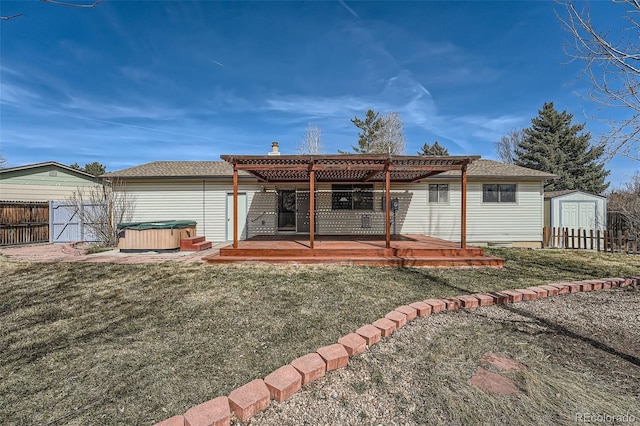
(0, 249), (638, 424)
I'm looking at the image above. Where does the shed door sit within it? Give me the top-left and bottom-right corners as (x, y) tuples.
(561, 201), (596, 230)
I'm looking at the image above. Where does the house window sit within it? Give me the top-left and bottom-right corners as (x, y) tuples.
(428, 184), (449, 203)
(331, 184), (373, 210)
(483, 184), (516, 203)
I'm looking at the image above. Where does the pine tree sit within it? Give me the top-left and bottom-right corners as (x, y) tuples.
(69, 161), (107, 176)
(515, 102), (609, 194)
(417, 141), (449, 156)
(341, 110), (405, 154)
(343, 109), (384, 154)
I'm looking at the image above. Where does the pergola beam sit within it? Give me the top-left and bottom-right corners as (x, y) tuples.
(309, 169), (315, 249)
(363, 169), (381, 182)
(461, 165), (467, 249)
(234, 164), (310, 171)
(233, 167), (238, 249)
(410, 171), (443, 182)
(385, 168), (391, 249)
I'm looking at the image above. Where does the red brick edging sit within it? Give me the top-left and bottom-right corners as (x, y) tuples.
(154, 276), (639, 426)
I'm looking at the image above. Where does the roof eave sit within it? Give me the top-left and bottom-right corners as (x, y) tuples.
(430, 174), (557, 180)
(101, 175), (257, 180)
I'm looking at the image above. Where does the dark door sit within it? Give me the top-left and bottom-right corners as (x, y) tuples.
(278, 190), (296, 230)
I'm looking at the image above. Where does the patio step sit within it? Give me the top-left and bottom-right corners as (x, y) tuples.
(205, 255), (504, 268)
(218, 247), (485, 258)
(180, 236), (211, 251)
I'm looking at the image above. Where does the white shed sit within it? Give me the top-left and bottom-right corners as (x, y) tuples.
(544, 190), (606, 232)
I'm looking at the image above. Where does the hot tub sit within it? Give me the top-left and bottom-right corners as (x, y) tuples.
(117, 220), (197, 252)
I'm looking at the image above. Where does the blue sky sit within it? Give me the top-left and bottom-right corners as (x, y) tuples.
(0, 0), (636, 187)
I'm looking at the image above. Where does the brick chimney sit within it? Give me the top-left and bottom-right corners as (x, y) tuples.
(268, 141), (281, 155)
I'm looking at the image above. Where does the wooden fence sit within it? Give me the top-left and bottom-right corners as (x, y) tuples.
(0, 201), (50, 246)
(543, 227), (638, 254)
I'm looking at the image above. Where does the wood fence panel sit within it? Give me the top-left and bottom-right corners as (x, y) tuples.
(0, 201), (50, 246)
(542, 226), (638, 254)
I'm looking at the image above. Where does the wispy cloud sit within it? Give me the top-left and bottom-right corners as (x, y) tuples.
(339, 0), (360, 19)
(0, 81), (41, 105)
(61, 95), (187, 121)
(119, 66), (158, 83)
(208, 58), (225, 67)
(68, 115), (217, 140)
(265, 96), (376, 117)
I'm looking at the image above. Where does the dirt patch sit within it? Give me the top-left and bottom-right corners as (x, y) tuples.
(481, 352), (528, 372)
(469, 367), (522, 395)
(0, 243), (217, 263)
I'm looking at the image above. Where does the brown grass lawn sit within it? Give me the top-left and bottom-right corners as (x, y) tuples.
(0, 249), (639, 425)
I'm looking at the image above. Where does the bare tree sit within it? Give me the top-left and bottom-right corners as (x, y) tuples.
(607, 172), (640, 234)
(0, 153), (7, 169)
(495, 129), (524, 164)
(560, 0), (640, 161)
(376, 111), (406, 155)
(297, 123), (324, 154)
(66, 179), (136, 246)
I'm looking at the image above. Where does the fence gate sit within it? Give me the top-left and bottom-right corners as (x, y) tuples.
(50, 201), (102, 243)
(0, 201), (50, 246)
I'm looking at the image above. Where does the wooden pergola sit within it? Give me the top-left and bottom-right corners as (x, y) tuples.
(220, 154), (479, 250)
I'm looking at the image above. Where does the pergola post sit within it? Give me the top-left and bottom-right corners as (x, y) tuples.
(385, 168), (391, 249)
(461, 164), (467, 249)
(233, 166), (238, 249)
(309, 169), (315, 249)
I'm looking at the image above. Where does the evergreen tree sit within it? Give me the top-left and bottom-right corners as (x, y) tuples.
(342, 109), (384, 154)
(417, 141), (449, 156)
(70, 161), (107, 176)
(515, 102), (609, 194)
(341, 109), (405, 154)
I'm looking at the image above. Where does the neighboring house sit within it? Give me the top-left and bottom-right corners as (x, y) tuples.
(105, 156), (556, 248)
(544, 190), (606, 232)
(0, 161), (99, 202)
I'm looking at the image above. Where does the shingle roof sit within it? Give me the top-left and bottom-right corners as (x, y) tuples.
(103, 158), (557, 180)
(544, 189), (579, 198)
(544, 189), (605, 198)
(436, 159), (557, 179)
(102, 161), (251, 178)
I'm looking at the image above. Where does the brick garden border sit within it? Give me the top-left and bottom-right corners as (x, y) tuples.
(154, 276), (639, 426)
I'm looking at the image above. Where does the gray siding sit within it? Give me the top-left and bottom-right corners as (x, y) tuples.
(466, 180), (544, 244)
(123, 180), (261, 242)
